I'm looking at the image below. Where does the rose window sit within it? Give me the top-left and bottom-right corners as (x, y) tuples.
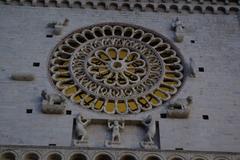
(87, 47), (147, 87)
(49, 23), (185, 114)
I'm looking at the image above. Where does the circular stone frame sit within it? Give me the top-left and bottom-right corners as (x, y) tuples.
(0, 151), (18, 160)
(48, 22), (186, 115)
(93, 152), (114, 160)
(22, 151), (41, 160)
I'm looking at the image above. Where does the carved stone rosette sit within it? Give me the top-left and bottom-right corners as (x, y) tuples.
(49, 23), (185, 114)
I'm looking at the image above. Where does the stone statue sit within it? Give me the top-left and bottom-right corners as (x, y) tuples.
(142, 115), (156, 144)
(167, 96), (193, 118)
(140, 115), (158, 149)
(41, 90), (66, 114)
(108, 120), (125, 143)
(189, 57), (196, 78)
(105, 120), (124, 147)
(171, 17), (184, 42)
(75, 114), (91, 143)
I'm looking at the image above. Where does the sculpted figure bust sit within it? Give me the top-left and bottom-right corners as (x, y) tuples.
(75, 114), (91, 142)
(41, 90), (66, 114)
(108, 120), (125, 144)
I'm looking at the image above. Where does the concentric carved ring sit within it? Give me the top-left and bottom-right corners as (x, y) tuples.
(49, 23), (185, 114)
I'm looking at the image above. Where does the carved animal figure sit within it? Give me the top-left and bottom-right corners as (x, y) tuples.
(41, 90), (65, 105)
(142, 115), (156, 144)
(167, 96), (193, 118)
(75, 114), (91, 141)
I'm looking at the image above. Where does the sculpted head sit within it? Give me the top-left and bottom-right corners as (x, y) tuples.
(114, 120), (119, 125)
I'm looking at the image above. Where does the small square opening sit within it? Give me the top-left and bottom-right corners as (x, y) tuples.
(46, 34), (53, 38)
(175, 148), (183, 150)
(199, 67), (204, 72)
(202, 115), (209, 120)
(48, 144), (56, 146)
(66, 110), (72, 115)
(191, 40), (195, 43)
(26, 109), (32, 114)
(160, 113), (167, 118)
(33, 62), (40, 67)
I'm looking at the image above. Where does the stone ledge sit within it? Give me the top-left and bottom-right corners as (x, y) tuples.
(0, 0), (239, 15)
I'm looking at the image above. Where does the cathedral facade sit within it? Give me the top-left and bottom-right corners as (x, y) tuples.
(0, 0), (240, 160)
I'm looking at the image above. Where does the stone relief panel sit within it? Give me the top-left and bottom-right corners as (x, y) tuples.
(71, 116), (160, 149)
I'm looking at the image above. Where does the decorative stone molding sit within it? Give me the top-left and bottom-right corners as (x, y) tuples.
(1, 0), (239, 15)
(49, 22), (185, 114)
(41, 90), (66, 114)
(1, 145), (240, 160)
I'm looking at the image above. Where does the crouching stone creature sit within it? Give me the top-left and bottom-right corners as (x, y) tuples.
(41, 90), (66, 114)
(167, 96), (193, 118)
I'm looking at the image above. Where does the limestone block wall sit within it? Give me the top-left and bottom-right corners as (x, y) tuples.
(0, 2), (240, 154)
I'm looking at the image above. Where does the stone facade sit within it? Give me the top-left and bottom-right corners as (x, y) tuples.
(0, 0), (240, 159)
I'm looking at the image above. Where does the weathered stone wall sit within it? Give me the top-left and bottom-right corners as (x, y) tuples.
(0, 2), (239, 154)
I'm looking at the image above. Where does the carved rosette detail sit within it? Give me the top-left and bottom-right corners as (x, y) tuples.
(49, 23), (185, 114)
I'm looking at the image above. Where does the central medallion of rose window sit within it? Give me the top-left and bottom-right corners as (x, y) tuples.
(49, 23), (185, 114)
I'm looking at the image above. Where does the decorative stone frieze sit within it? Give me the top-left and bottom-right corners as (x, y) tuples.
(0, 145), (239, 160)
(1, 0), (239, 15)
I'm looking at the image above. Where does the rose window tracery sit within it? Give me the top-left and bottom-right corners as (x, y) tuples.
(49, 23), (185, 114)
